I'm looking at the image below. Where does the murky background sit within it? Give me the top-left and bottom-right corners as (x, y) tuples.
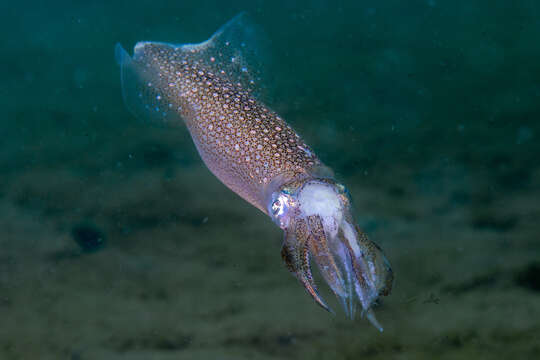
(2, 1), (539, 359)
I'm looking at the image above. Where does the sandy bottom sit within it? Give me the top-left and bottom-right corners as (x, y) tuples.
(1, 125), (539, 360)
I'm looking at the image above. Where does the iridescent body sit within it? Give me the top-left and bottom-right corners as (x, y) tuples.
(116, 14), (393, 330)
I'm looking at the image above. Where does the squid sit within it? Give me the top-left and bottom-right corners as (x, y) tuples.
(115, 13), (393, 330)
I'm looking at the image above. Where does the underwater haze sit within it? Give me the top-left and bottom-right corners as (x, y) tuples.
(1, 0), (540, 359)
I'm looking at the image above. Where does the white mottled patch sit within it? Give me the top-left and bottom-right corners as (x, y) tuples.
(298, 182), (343, 236)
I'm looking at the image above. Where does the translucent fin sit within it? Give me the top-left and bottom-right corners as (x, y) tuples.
(177, 12), (270, 99)
(115, 43), (182, 125)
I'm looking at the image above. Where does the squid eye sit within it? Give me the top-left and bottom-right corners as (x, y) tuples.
(271, 199), (281, 214)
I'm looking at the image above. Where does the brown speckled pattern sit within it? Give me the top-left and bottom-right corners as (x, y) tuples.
(133, 43), (321, 211)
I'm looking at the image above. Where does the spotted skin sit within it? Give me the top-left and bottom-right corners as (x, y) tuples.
(116, 15), (393, 328)
(130, 43), (321, 211)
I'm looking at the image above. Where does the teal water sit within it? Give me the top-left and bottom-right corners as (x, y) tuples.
(1, 1), (539, 359)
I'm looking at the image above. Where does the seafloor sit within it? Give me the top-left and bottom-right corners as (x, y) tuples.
(2, 1), (540, 359)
